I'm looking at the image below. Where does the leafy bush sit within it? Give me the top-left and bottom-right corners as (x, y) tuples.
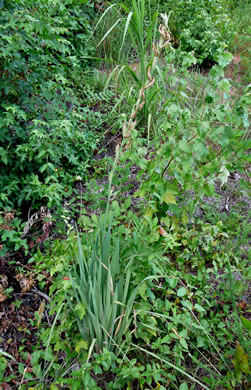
(0, 210), (28, 257)
(119, 49), (250, 220)
(1, 1), (250, 389)
(27, 204), (250, 389)
(159, 0), (236, 64)
(107, 0), (236, 64)
(0, 0), (102, 209)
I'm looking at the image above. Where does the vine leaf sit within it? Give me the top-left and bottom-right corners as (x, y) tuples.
(232, 342), (249, 374)
(161, 190), (176, 205)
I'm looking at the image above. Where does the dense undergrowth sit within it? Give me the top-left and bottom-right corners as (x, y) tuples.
(0, 0), (250, 389)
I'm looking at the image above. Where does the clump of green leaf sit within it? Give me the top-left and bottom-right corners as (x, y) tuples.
(0, 209), (28, 257)
(68, 221), (138, 353)
(0, 0), (111, 210)
(165, 0), (236, 64)
(67, 148), (142, 354)
(121, 49), (250, 220)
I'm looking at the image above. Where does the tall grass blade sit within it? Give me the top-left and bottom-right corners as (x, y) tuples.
(119, 11), (134, 60)
(97, 19), (122, 48)
(0, 348), (17, 363)
(92, 3), (118, 36)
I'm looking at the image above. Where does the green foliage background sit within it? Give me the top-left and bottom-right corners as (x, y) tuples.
(0, 0), (97, 208)
(0, 0), (250, 389)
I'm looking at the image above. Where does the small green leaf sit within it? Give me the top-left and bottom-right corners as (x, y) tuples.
(161, 190), (176, 205)
(167, 103), (180, 115)
(40, 164), (48, 173)
(168, 75), (178, 87)
(75, 339), (88, 353)
(180, 338), (188, 350)
(232, 342), (250, 374)
(194, 304), (206, 312)
(205, 94), (214, 104)
(161, 335), (170, 344)
(37, 150), (47, 159)
(209, 65), (224, 78)
(218, 166), (230, 186)
(240, 316), (251, 335)
(177, 287), (187, 297)
(74, 302), (86, 320)
(217, 52), (233, 67)
(218, 79), (231, 93)
(47, 162), (55, 171)
(179, 383), (189, 390)
(196, 335), (205, 348)
(44, 348), (54, 362)
(0, 147), (8, 164)
(138, 282), (148, 301)
(169, 278), (177, 288)
(50, 385), (59, 390)
(179, 139), (189, 152)
(124, 198), (132, 209)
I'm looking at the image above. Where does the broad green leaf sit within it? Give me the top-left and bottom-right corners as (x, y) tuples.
(232, 342), (250, 374)
(217, 52), (233, 67)
(161, 335), (171, 344)
(215, 109), (225, 122)
(180, 338), (188, 350)
(218, 79), (231, 93)
(44, 348), (54, 362)
(196, 336), (205, 348)
(240, 316), (251, 335)
(194, 304), (206, 312)
(177, 287), (187, 297)
(181, 300), (193, 310)
(74, 302), (86, 320)
(0, 147), (7, 164)
(75, 339), (88, 353)
(40, 163), (48, 173)
(169, 278), (177, 288)
(50, 385), (59, 390)
(124, 198), (132, 209)
(138, 282), (148, 301)
(167, 103), (180, 115)
(179, 139), (189, 152)
(193, 140), (209, 159)
(179, 383), (189, 390)
(37, 149), (47, 159)
(218, 166), (230, 186)
(161, 190), (176, 205)
(209, 65), (224, 79)
(168, 75), (178, 87)
(0, 348), (17, 362)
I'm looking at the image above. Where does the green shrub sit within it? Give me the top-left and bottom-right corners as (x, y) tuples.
(0, 209), (28, 257)
(119, 48), (250, 220)
(0, 0), (100, 209)
(165, 0), (236, 64)
(108, 0), (236, 64)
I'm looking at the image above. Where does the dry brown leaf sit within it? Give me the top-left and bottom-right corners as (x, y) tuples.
(159, 227), (168, 236)
(237, 302), (247, 311)
(0, 286), (8, 303)
(0, 274), (8, 288)
(16, 273), (35, 293)
(37, 299), (45, 327)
